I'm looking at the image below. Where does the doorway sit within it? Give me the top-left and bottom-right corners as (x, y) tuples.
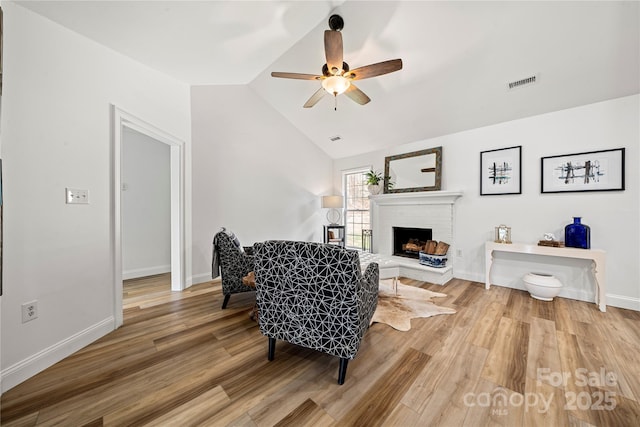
(121, 127), (171, 281)
(112, 106), (186, 327)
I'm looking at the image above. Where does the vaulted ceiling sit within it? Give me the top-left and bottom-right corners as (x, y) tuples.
(17, 1), (640, 159)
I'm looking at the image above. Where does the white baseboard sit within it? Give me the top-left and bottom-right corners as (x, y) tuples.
(452, 269), (484, 283)
(1, 317), (115, 393)
(452, 273), (640, 312)
(123, 264), (170, 280)
(190, 272), (218, 285)
(606, 294), (640, 311)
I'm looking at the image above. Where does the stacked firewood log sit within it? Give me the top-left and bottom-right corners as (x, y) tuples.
(402, 239), (450, 255)
(423, 240), (450, 255)
(402, 239), (425, 252)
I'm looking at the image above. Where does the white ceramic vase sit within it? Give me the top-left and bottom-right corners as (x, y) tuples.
(367, 184), (382, 195)
(523, 273), (563, 301)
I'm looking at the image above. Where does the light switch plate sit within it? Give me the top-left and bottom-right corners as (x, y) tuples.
(66, 188), (89, 204)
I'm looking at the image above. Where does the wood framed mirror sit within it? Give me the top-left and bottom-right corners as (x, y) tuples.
(384, 146), (442, 193)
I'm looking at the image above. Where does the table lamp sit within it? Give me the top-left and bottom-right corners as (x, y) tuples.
(321, 195), (343, 225)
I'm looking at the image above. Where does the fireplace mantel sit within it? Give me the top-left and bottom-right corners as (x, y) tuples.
(369, 191), (463, 206)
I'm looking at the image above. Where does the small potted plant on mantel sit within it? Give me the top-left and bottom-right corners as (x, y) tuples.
(365, 170), (393, 195)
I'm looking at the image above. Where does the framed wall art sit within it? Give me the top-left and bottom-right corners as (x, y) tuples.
(480, 146), (521, 195)
(541, 148), (625, 193)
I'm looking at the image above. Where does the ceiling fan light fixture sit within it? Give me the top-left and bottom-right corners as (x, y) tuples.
(322, 75), (350, 95)
(271, 14), (402, 109)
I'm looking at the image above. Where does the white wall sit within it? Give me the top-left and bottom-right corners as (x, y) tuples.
(0, 3), (191, 391)
(335, 95), (639, 311)
(1, 0), (635, 395)
(122, 127), (171, 279)
(190, 85), (334, 283)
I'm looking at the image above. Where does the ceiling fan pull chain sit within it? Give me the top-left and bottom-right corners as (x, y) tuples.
(334, 94), (338, 111)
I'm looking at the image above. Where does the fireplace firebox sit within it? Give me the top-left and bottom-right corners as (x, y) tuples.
(392, 226), (433, 259)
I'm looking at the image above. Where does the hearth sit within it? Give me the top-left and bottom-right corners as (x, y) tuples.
(393, 226), (433, 259)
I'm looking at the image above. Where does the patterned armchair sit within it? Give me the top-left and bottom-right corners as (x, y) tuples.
(253, 240), (379, 385)
(212, 229), (255, 309)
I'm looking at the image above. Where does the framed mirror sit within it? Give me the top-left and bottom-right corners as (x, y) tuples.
(384, 146), (442, 193)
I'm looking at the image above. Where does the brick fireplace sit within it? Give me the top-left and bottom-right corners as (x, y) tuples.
(369, 191), (462, 258)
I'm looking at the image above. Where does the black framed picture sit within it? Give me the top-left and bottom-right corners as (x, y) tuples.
(541, 148), (625, 193)
(480, 146), (522, 195)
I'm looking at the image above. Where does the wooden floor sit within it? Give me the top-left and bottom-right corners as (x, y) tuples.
(2, 274), (640, 426)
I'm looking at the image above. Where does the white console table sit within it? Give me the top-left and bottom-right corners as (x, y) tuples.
(485, 241), (606, 312)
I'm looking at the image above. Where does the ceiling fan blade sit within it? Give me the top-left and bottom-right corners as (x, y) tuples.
(346, 59), (403, 80)
(344, 84), (371, 105)
(303, 87), (327, 108)
(271, 72), (322, 80)
(324, 30), (343, 75)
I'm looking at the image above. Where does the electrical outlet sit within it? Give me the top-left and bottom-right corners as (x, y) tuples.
(66, 188), (89, 204)
(22, 301), (38, 323)
(457, 249), (463, 257)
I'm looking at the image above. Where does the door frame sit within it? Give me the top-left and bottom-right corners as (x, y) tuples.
(112, 106), (186, 327)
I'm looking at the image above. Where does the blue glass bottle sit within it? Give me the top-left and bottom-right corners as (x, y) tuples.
(565, 217), (590, 249)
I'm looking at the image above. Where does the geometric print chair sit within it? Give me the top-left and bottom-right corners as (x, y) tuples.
(253, 240), (379, 385)
(212, 228), (255, 309)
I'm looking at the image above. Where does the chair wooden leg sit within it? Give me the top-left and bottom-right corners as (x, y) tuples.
(338, 358), (349, 385)
(221, 294), (231, 309)
(268, 337), (276, 361)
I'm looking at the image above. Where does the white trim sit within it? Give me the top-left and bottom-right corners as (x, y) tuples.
(112, 105), (187, 328)
(191, 273), (219, 285)
(341, 165), (372, 176)
(453, 270), (484, 283)
(605, 294), (640, 312)
(342, 167), (372, 246)
(122, 265), (171, 280)
(1, 317), (115, 392)
(369, 191), (463, 206)
(112, 107), (124, 327)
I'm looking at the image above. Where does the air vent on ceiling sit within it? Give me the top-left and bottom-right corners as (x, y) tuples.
(329, 135), (342, 142)
(508, 75), (537, 90)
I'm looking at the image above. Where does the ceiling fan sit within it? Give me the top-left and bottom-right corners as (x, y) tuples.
(271, 14), (403, 110)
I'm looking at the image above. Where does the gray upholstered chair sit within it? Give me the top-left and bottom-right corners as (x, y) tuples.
(212, 228), (255, 309)
(253, 240), (379, 385)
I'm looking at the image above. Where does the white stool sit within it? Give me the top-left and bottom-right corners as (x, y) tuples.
(359, 252), (400, 295)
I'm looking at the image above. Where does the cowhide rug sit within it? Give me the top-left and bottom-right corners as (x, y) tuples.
(371, 278), (456, 331)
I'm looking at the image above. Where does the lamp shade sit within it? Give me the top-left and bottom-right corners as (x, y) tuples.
(321, 195), (343, 209)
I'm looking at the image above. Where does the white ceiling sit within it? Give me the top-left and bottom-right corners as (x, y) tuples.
(17, 1), (640, 159)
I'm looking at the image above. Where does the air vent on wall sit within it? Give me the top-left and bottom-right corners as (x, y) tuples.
(508, 74), (537, 90)
(329, 135), (342, 142)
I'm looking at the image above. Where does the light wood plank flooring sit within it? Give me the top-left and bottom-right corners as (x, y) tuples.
(2, 274), (639, 426)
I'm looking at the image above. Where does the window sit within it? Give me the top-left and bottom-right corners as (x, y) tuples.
(343, 169), (371, 249)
